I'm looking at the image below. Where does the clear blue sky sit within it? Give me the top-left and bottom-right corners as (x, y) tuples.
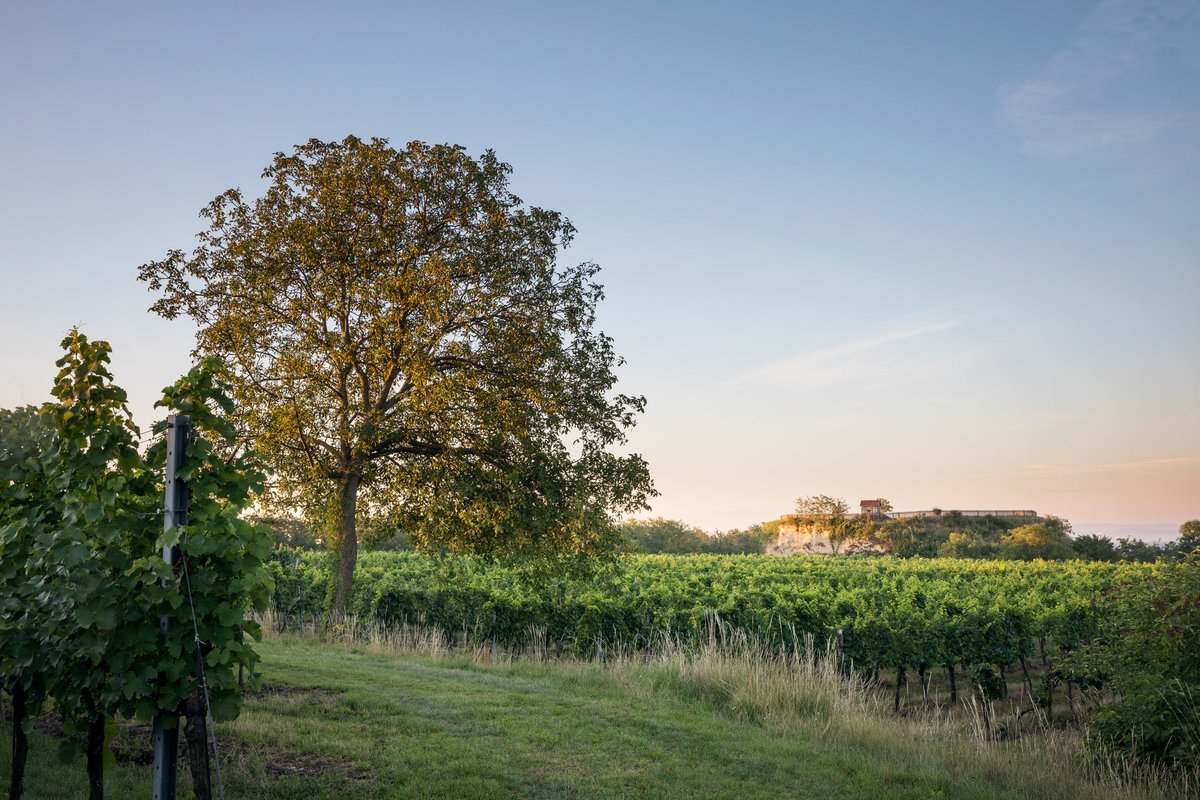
(2, 1), (1197, 537)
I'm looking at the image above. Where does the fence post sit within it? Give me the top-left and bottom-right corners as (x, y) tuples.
(153, 414), (190, 800)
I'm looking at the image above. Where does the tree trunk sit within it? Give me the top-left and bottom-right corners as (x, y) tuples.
(86, 712), (105, 800)
(1020, 655), (1034, 701)
(894, 666), (905, 712)
(946, 663), (957, 704)
(332, 474), (361, 620)
(184, 691), (212, 800)
(10, 684), (28, 800)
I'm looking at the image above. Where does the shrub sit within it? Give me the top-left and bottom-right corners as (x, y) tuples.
(1070, 553), (1200, 767)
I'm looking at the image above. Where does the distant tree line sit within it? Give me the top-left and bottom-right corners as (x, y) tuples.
(866, 514), (1197, 562)
(250, 515), (416, 553)
(620, 517), (776, 555)
(255, 509), (1199, 564)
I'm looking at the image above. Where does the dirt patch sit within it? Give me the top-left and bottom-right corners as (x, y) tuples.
(31, 713), (158, 766)
(217, 738), (374, 785)
(34, 713), (171, 765)
(110, 720), (158, 766)
(263, 749), (373, 783)
(26, 710), (372, 785)
(244, 682), (342, 700)
(32, 712), (63, 739)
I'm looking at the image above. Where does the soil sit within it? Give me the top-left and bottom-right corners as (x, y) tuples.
(19, 685), (371, 785)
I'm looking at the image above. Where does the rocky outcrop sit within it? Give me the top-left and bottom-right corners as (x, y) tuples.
(766, 516), (887, 556)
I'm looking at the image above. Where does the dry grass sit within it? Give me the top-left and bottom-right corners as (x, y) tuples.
(255, 610), (1199, 800)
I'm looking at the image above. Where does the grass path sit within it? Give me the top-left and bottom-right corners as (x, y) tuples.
(236, 639), (958, 800)
(1, 636), (1166, 799)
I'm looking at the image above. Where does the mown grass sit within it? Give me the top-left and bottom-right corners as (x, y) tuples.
(2, 631), (1194, 799)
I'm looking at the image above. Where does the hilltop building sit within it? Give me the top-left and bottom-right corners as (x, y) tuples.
(860, 499), (884, 516)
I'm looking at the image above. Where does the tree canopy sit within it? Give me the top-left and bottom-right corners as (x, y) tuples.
(139, 136), (653, 616)
(793, 495), (854, 554)
(620, 518), (773, 555)
(794, 495), (851, 518)
(1178, 519), (1200, 555)
(998, 519), (1075, 560)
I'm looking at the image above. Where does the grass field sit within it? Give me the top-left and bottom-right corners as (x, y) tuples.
(2, 633), (1192, 800)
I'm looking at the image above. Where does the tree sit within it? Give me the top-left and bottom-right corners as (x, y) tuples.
(620, 519), (774, 555)
(999, 521), (1075, 561)
(1114, 537), (1167, 563)
(1176, 519), (1200, 557)
(795, 495), (850, 518)
(877, 517), (941, 557)
(794, 495), (853, 554)
(706, 523), (775, 554)
(1071, 533), (1118, 562)
(938, 531), (998, 559)
(140, 136), (653, 617)
(621, 518), (707, 553)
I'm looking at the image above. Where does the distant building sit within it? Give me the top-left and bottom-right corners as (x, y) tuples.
(859, 499), (884, 516)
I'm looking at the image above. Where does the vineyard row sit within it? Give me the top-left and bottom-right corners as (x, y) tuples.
(268, 550), (1150, 678)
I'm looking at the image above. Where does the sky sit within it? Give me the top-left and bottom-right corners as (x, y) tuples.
(1, 1), (1197, 539)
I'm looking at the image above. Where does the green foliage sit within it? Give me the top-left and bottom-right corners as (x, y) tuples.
(972, 666), (1007, 701)
(1071, 534), (1118, 562)
(794, 495), (850, 517)
(833, 511), (1050, 560)
(998, 519), (1075, 561)
(0, 334), (272, 791)
(704, 524), (776, 555)
(41, 332), (158, 732)
(793, 495), (854, 554)
(144, 357), (275, 722)
(268, 549), (1142, 679)
(1114, 537), (1170, 563)
(622, 518), (709, 553)
(250, 515), (323, 550)
(0, 405), (60, 717)
(1174, 520), (1200, 557)
(876, 518), (941, 558)
(938, 531), (998, 559)
(620, 519), (774, 555)
(140, 135), (653, 616)
(1068, 554), (1200, 767)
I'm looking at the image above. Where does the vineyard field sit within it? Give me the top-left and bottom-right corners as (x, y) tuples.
(268, 551), (1151, 685)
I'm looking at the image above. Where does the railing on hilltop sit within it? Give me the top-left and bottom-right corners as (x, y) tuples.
(888, 510), (1039, 520)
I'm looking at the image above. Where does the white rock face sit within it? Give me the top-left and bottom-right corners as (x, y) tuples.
(767, 517), (887, 556)
(768, 523), (839, 555)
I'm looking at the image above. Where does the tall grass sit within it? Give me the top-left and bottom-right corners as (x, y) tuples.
(254, 609), (1198, 800)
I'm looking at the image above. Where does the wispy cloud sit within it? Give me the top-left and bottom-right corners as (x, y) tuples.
(1020, 455), (1200, 476)
(745, 320), (963, 388)
(999, 0), (1200, 157)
